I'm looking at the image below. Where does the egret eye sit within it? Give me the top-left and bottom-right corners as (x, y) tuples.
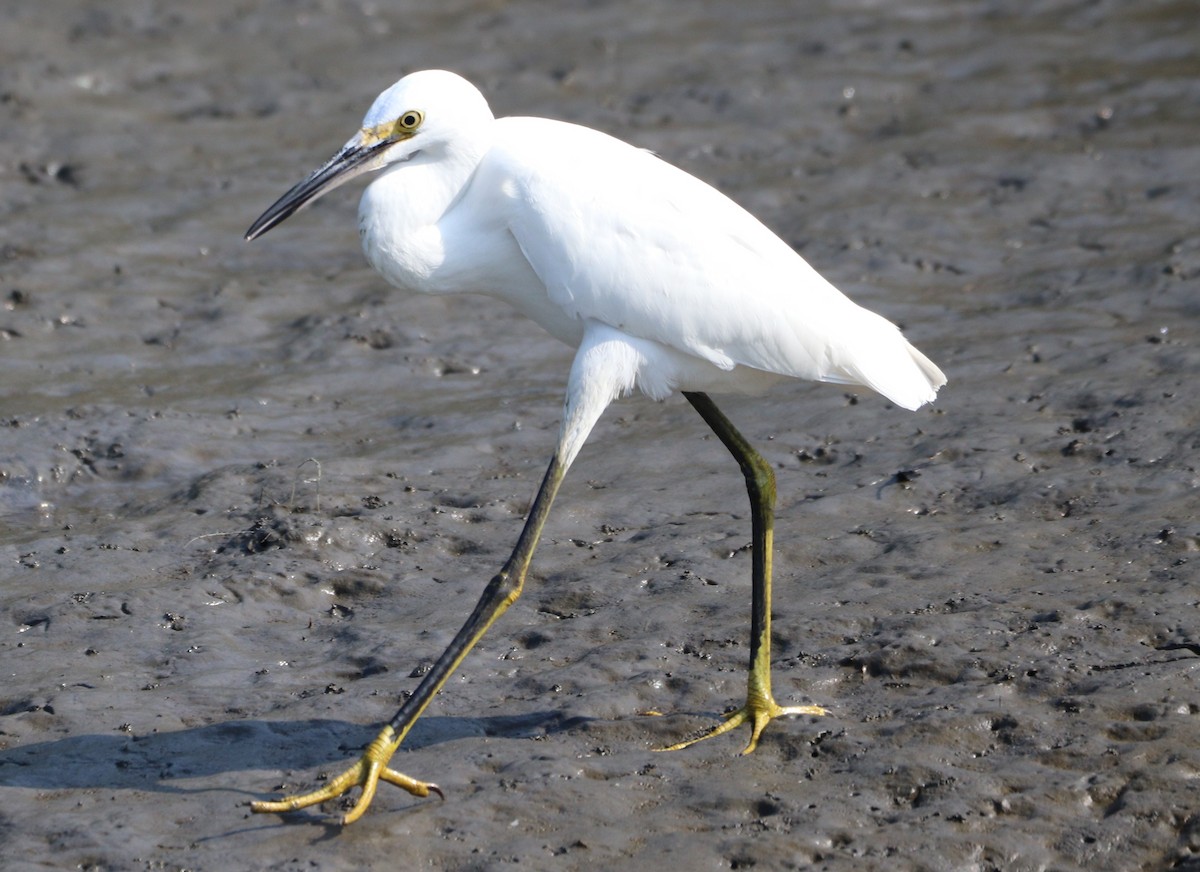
(396, 110), (424, 133)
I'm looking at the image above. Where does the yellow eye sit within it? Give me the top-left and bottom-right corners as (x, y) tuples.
(397, 110), (424, 133)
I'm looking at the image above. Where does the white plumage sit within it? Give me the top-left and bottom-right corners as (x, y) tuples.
(244, 69), (945, 824)
(350, 76), (944, 413)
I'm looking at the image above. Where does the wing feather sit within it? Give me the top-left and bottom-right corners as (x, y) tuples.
(485, 117), (944, 407)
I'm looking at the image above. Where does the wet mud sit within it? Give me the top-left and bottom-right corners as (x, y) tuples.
(2, 1), (1198, 869)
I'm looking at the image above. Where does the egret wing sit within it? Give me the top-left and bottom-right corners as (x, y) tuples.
(489, 117), (943, 408)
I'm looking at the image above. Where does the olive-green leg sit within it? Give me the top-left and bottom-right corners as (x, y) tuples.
(659, 392), (826, 753)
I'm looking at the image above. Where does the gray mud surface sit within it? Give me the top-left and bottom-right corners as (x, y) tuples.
(2, 1), (1198, 869)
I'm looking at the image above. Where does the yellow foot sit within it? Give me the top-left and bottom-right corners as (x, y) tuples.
(657, 696), (828, 754)
(250, 726), (443, 825)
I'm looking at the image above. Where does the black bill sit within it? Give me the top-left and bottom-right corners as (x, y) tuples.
(244, 137), (388, 241)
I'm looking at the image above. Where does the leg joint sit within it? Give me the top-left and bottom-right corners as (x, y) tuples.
(743, 450), (776, 504)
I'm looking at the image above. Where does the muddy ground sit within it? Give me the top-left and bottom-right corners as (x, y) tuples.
(1, 1), (1198, 869)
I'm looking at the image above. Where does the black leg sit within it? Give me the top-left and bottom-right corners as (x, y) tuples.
(659, 392), (826, 753)
(250, 451), (569, 823)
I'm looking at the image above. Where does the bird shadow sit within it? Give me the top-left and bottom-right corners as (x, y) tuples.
(0, 710), (582, 799)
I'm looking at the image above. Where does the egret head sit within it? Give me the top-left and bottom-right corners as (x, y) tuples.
(245, 70), (493, 241)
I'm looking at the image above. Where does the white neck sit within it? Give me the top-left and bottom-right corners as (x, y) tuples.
(357, 128), (491, 292)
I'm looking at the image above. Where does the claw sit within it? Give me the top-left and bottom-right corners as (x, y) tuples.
(656, 697), (827, 754)
(250, 725), (440, 824)
(381, 766), (443, 800)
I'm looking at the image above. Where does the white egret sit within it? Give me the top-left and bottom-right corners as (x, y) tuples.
(244, 69), (945, 824)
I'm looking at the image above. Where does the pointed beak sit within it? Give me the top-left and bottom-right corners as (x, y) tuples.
(244, 135), (389, 241)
